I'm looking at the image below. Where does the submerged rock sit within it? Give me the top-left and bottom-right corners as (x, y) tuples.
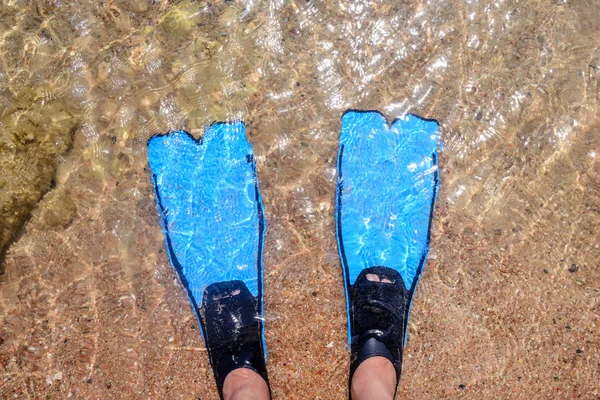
(31, 189), (78, 230)
(0, 94), (80, 272)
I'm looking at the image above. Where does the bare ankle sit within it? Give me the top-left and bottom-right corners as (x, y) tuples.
(222, 368), (270, 400)
(351, 356), (396, 400)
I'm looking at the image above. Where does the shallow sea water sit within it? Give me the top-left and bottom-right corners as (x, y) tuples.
(1, 0), (599, 398)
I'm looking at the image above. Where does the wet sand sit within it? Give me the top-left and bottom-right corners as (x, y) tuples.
(1, 0), (599, 398)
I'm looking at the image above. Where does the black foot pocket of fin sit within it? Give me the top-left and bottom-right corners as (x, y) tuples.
(349, 267), (412, 393)
(200, 280), (269, 399)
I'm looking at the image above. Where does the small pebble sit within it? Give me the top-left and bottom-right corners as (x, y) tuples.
(568, 264), (578, 273)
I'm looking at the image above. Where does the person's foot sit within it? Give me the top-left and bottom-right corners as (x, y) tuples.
(351, 356), (397, 400)
(336, 112), (441, 399)
(222, 368), (270, 400)
(148, 126), (271, 398)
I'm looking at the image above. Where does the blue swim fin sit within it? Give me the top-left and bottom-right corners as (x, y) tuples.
(147, 123), (269, 399)
(335, 110), (440, 392)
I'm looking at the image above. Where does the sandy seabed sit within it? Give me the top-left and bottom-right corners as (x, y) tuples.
(0, 0), (599, 398)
